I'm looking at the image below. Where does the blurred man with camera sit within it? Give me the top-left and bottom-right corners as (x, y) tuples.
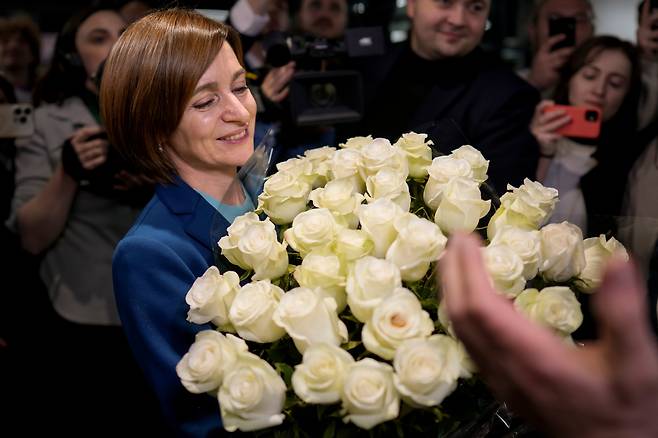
(353, 0), (539, 194)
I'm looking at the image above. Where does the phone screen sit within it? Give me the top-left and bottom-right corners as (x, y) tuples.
(549, 17), (576, 51)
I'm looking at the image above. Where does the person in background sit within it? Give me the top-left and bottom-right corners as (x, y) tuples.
(0, 15), (41, 102)
(7, 4), (160, 433)
(439, 232), (658, 438)
(522, 0), (594, 95)
(531, 36), (641, 238)
(118, 0), (154, 24)
(102, 9), (258, 435)
(350, 0), (539, 195)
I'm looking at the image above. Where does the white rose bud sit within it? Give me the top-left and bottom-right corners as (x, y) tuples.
(176, 331), (247, 394)
(304, 146), (336, 187)
(219, 351), (286, 432)
(273, 287), (348, 354)
(284, 208), (341, 258)
(393, 335), (464, 407)
(423, 156), (473, 210)
(386, 213), (447, 282)
(490, 226), (542, 280)
(309, 178), (365, 228)
(217, 212), (262, 268)
(358, 137), (409, 180)
(185, 267), (240, 331)
(578, 235), (629, 293)
(293, 252), (347, 312)
(229, 280), (286, 343)
(362, 288), (434, 360)
(235, 219), (289, 281)
(334, 228), (374, 265)
(328, 148), (365, 192)
(514, 287), (583, 336)
(365, 167), (411, 212)
(339, 135), (373, 150)
(257, 170), (312, 225)
(341, 358), (400, 430)
(434, 177), (491, 235)
(482, 245), (526, 298)
(346, 256), (402, 323)
(393, 131), (433, 178)
(292, 343), (355, 404)
(450, 145), (489, 183)
(539, 222), (586, 282)
(357, 198), (405, 258)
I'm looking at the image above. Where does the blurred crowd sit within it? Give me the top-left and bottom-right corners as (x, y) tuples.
(0, 0), (656, 435)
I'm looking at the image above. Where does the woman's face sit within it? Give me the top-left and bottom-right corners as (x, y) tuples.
(568, 48), (631, 122)
(75, 10), (126, 83)
(168, 43), (257, 179)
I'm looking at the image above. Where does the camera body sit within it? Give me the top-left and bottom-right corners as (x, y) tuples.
(264, 27), (384, 126)
(0, 104), (35, 138)
(543, 104), (602, 139)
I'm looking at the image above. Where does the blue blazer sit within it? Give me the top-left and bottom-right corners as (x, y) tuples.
(113, 177), (231, 436)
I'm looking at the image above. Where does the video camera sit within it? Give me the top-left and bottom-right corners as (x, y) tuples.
(263, 27), (385, 127)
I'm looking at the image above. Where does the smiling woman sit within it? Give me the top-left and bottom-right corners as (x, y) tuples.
(100, 8), (260, 435)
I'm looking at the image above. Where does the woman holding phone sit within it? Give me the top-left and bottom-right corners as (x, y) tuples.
(529, 36), (641, 237)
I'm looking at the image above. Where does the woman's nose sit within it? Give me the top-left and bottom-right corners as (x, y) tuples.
(222, 94), (250, 124)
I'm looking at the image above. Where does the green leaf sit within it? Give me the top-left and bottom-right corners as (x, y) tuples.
(322, 420), (336, 438)
(275, 362), (295, 386)
(341, 340), (362, 351)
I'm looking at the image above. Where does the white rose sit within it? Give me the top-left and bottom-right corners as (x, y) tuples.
(292, 343), (355, 404)
(514, 287), (583, 336)
(393, 335), (464, 407)
(234, 219), (289, 281)
(365, 168), (411, 212)
(293, 252), (347, 312)
(358, 137), (409, 180)
(437, 299), (455, 338)
(219, 351), (286, 432)
(304, 145), (336, 184)
(482, 245), (526, 298)
(339, 135), (373, 150)
(386, 213), (447, 282)
(176, 331), (247, 394)
(229, 280), (286, 343)
(539, 222), (586, 282)
(217, 212), (262, 268)
(393, 131), (433, 178)
(450, 145), (489, 183)
(257, 170), (312, 225)
(488, 179), (558, 239)
(309, 178), (364, 228)
(341, 358), (399, 430)
(284, 208), (341, 258)
(423, 156), (473, 210)
(275, 156), (314, 182)
(578, 235), (629, 293)
(490, 226), (542, 280)
(346, 256), (402, 323)
(362, 288), (434, 360)
(185, 267), (240, 331)
(328, 148), (364, 192)
(357, 198), (405, 258)
(273, 287), (348, 354)
(334, 228), (374, 265)
(434, 177), (491, 235)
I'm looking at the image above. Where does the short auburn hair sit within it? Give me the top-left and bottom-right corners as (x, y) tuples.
(100, 8), (243, 183)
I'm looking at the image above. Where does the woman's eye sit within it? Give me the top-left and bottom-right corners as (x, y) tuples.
(233, 85), (249, 95)
(193, 96), (217, 109)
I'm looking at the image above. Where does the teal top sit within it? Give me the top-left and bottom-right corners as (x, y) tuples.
(195, 184), (255, 223)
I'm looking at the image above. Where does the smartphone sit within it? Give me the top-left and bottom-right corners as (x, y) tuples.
(543, 104), (602, 139)
(0, 104), (35, 138)
(548, 16), (576, 51)
(651, 0), (658, 30)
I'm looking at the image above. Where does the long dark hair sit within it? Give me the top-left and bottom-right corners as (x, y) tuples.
(553, 36), (642, 236)
(32, 3), (117, 106)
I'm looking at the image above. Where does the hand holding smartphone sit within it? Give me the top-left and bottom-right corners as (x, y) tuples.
(542, 104), (601, 139)
(548, 17), (576, 51)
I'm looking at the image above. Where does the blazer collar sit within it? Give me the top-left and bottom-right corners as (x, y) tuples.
(156, 176), (231, 252)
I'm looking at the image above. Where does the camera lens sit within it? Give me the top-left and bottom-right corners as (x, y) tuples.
(310, 83), (337, 107)
(585, 110), (598, 122)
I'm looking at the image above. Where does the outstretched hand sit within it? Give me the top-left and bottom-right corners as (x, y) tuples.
(439, 232), (658, 438)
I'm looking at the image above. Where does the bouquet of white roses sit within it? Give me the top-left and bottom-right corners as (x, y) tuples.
(176, 132), (628, 436)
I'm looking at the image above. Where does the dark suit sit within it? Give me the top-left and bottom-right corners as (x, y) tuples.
(113, 177), (231, 436)
(346, 43), (540, 195)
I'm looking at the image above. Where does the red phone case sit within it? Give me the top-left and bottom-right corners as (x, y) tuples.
(543, 105), (602, 139)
